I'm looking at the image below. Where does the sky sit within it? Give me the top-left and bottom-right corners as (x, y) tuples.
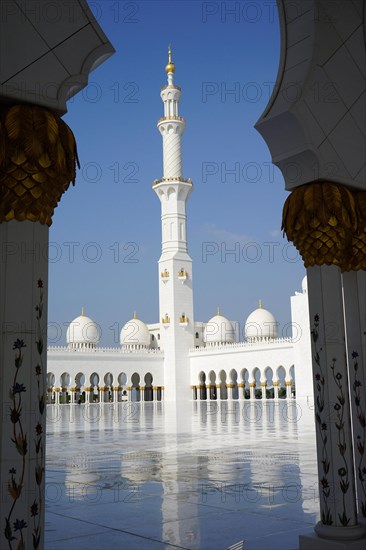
(48, 0), (306, 347)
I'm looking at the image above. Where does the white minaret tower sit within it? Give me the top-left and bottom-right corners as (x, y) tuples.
(153, 46), (194, 401)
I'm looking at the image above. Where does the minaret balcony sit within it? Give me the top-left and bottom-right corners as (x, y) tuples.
(179, 315), (189, 327)
(157, 115), (185, 124)
(178, 269), (188, 282)
(152, 177), (192, 187)
(161, 270), (170, 282)
(161, 84), (181, 91)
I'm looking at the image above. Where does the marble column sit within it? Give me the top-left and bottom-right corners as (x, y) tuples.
(227, 383), (234, 400)
(285, 381), (292, 400)
(249, 382), (255, 400)
(299, 265), (366, 547)
(55, 389), (60, 405)
(238, 383), (245, 400)
(0, 222), (48, 549)
(273, 381), (279, 400)
(342, 271), (366, 521)
(216, 384), (221, 400)
(261, 382), (267, 400)
(140, 386), (145, 402)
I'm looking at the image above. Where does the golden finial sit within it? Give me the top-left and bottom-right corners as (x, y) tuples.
(133, 310), (137, 319)
(217, 306), (221, 316)
(165, 44), (175, 74)
(259, 300), (263, 309)
(81, 307), (84, 316)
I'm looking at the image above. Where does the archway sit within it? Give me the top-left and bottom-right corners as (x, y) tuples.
(90, 372), (100, 402)
(104, 372), (114, 402)
(218, 370), (227, 400)
(144, 372), (153, 401)
(264, 367), (274, 399)
(229, 369), (238, 399)
(60, 372), (71, 404)
(118, 372), (128, 401)
(131, 372), (140, 402)
(198, 371), (207, 400)
(75, 372), (85, 403)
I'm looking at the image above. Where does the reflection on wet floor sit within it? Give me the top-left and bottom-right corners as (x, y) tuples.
(45, 400), (318, 550)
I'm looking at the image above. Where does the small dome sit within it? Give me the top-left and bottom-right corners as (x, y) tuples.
(245, 301), (278, 341)
(66, 309), (100, 349)
(204, 311), (235, 345)
(120, 314), (150, 349)
(302, 275), (308, 294)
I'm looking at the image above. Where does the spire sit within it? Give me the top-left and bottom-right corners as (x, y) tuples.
(81, 307), (84, 316)
(259, 300), (263, 309)
(217, 306), (221, 316)
(165, 44), (175, 85)
(133, 310), (137, 319)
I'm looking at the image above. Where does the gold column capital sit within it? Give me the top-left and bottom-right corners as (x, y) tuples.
(282, 181), (366, 271)
(0, 104), (79, 226)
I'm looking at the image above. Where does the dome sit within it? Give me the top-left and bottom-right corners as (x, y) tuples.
(204, 310), (235, 345)
(302, 275), (308, 294)
(245, 302), (278, 341)
(66, 309), (100, 349)
(120, 314), (151, 349)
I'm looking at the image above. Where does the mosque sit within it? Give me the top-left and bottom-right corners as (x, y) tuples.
(47, 48), (313, 405)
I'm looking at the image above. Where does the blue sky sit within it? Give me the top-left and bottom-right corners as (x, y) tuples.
(48, 0), (305, 347)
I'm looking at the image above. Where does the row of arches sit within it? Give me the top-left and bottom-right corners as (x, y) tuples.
(194, 366), (295, 400)
(47, 371), (163, 404)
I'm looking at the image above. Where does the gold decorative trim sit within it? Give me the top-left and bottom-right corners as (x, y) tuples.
(157, 116), (185, 124)
(285, 381), (292, 386)
(153, 177), (192, 186)
(249, 382), (256, 388)
(273, 382), (279, 387)
(0, 105), (79, 226)
(261, 382), (267, 387)
(281, 182), (366, 271)
(237, 383), (245, 388)
(226, 383), (234, 389)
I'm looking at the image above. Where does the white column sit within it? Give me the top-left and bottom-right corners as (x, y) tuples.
(206, 385), (211, 401)
(238, 383), (245, 400)
(342, 271), (366, 521)
(285, 380), (292, 399)
(300, 265), (366, 548)
(273, 381), (279, 400)
(261, 382), (267, 400)
(0, 221), (48, 549)
(249, 382), (255, 400)
(227, 384), (234, 400)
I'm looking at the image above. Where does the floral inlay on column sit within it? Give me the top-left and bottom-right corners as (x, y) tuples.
(4, 279), (46, 550)
(312, 313), (333, 526)
(330, 360), (351, 526)
(351, 350), (366, 517)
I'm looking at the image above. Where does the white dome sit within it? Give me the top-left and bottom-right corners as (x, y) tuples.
(245, 304), (278, 341)
(120, 316), (150, 348)
(204, 313), (235, 345)
(302, 275), (308, 294)
(66, 311), (100, 349)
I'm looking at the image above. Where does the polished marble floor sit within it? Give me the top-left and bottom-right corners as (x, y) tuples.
(45, 399), (319, 549)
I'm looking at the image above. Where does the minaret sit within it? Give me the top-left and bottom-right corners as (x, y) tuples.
(153, 46), (194, 401)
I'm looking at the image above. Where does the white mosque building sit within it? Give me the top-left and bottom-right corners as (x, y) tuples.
(47, 49), (313, 405)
